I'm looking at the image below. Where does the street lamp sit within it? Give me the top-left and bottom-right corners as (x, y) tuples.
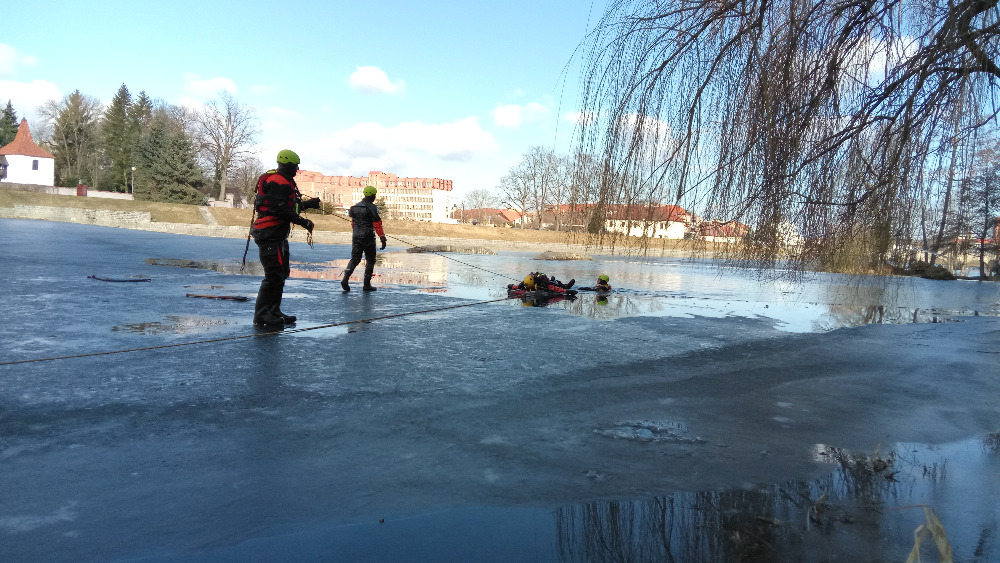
(130, 166), (135, 194)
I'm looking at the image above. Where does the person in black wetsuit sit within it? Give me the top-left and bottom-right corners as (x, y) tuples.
(341, 185), (387, 292)
(250, 149), (320, 325)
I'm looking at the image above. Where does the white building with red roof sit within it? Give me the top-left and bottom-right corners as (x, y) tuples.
(0, 119), (55, 186)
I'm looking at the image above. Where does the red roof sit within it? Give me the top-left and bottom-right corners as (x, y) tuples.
(0, 119), (54, 159)
(499, 209), (522, 222)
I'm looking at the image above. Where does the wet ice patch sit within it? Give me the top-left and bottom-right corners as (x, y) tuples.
(112, 315), (228, 334)
(480, 435), (509, 445)
(286, 324), (349, 337)
(595, 420), (706, 443)
(0, 502), (77, 533)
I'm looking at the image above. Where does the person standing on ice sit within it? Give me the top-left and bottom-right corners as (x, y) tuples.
(341, 185), (387, 292)
(250, 149), (320, 325)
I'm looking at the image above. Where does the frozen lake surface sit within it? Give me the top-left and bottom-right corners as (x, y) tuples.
(1, 219), (998, 562)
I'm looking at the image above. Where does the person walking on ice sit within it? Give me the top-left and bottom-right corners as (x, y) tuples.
(341, 185), (387, 292)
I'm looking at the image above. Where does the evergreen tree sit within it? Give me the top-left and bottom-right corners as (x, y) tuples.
(0, 100), (18, 146)
(129, 91), (153, 137)
(102, 84), (132, 192)
(133, 111), (205, 204)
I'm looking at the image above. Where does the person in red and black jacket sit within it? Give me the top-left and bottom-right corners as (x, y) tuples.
(251, 149), (320, 325)
(341, 185), (387, 292)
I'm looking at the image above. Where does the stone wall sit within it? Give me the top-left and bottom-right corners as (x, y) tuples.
(0, 182), (133, 199)
(2, 204), (152, 228)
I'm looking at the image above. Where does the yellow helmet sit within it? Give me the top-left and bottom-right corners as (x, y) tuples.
(523, 275), (535, 289)
(276, 149), (300, 165)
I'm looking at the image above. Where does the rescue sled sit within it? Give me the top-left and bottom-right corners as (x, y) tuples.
(506, 286), (578, 299)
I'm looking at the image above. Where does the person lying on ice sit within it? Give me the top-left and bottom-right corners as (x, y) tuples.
(578, 274), (611, 292)
(508, 272), (575, 292)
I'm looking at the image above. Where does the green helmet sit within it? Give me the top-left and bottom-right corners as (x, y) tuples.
(363, 185), (377, 197)
(276, 149), (300, 165)
(598, 274), (610, 282)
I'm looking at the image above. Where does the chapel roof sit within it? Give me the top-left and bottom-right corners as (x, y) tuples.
(0, 119), (55, 159)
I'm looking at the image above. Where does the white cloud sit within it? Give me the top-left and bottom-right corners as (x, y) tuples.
(286, 116), (496, 178)
(0, 44), (37, 79)
(183, 73), (238, 99)
(492, 104), (523, 128)
(0, 79), (61, 121)
(349, 66), (405, 95)
(492, 102), (550, 129)
(563, 111), (595, 126)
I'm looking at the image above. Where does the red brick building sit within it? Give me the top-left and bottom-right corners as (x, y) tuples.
(295, 170), (454, 222)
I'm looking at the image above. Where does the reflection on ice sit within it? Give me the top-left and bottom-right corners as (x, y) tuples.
(111, 315), (228, 334)
(148, 248), (999, 333)
(555, 435), (1000, 562)
(594, 420), (706, 444)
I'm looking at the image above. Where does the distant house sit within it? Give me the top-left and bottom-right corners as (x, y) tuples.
(498, 208), (523, 226)
(697, 220), (750, 243)
(604, 204), (690, 239)
(0, 119), (55, 186)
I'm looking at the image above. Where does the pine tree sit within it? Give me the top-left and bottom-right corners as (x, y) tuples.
(129, 91), (153, 137)
(102, 84), (132, 191)
(133, 111), (205, 204)
(0, 100), (18, 147)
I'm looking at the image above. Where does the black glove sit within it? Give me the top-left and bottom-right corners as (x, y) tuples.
(302, 219), (315, 232)
(380, 237), (387, 250)
(303, 197), (321, 210)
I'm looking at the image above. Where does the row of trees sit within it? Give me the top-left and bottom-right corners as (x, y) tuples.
(478, 132), (999, 275)
(559, 0), (1000, 275)
(463, 146), (605, 231)
(3, 86), (263, 204)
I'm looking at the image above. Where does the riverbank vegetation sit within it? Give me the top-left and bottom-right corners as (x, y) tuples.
(573, 0), (1000, 279)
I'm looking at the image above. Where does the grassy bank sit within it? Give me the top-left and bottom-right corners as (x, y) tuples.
(1, 189), (709, 254)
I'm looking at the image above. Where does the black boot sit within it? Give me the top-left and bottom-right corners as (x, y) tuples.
(362, 262), (376, 291)
(565, 279), (575, 288)
(254, 313), (285, 326)
(271, 292), (296, 323)
(254, 285), (285, 325)
(341, 277), (351, 292)
(272, 309), (296, 323)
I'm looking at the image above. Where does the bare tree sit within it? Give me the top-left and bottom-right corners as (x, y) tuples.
(229, 156), (268, 208)
(498, 162), (532, 228)
(197, 92), (259, 201)
(958, 140), (1000, 278)
(463, 188), (497, 224)
(37, 90), (103, 186)
(577, 0), (1000, 271)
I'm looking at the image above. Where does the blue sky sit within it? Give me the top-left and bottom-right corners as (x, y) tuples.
(1, 0), (605, 202)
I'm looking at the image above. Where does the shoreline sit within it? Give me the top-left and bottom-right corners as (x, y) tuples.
(0, 203), (711, 259)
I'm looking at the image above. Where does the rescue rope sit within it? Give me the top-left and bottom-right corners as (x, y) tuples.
(0, 297), (510, 366)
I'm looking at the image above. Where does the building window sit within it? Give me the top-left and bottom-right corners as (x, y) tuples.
(32, 160), (39, 170)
